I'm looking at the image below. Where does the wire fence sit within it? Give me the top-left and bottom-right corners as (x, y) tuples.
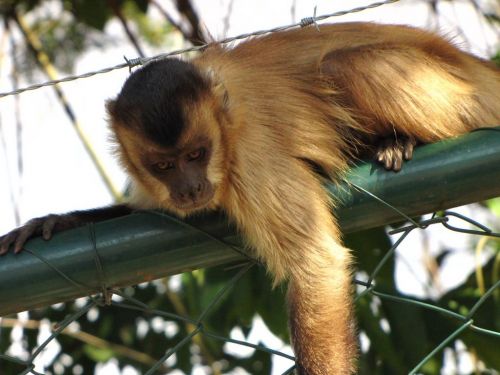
(1, 0), (499, 374)
(0, 206), (499, 374)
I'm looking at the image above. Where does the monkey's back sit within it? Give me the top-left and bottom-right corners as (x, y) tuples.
(195, 22), (500, 175)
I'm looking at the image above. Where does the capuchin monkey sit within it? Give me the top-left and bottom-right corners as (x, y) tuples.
(1, 22), (499, 374)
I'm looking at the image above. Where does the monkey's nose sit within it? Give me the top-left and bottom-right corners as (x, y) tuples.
(188, 190), (198, 200)
(176, 184), (204, 203)
(172, 182), (214, 210)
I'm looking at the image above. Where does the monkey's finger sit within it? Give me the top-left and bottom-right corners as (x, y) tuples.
(376, 139), (390, 158)
(383, 148), (394, 170)
(403, 144), (413, 160)
(13, 225), (40, 254)
(42, 216), (58, 240)
(376, 151), (385, 163)
(384, 158), (392, 170)
(403, 137), (417, 160)
(392, 147), (403, 172)
(0, 232), (18, 255)
(392, 152), (403, 172)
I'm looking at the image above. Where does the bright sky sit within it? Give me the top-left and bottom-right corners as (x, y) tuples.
(0, 0), (498, 374)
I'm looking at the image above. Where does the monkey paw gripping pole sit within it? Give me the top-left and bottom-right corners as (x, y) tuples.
(0, 127), (499, 315)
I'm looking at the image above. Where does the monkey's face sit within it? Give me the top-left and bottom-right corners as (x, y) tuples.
(111, 95), (228, 217)
(108, 58), (230, 216)
(142, 138), (215, 211)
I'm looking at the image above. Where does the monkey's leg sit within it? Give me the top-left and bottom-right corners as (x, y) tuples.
(321, 43), (499, 168)
(0, 205), (132, 254)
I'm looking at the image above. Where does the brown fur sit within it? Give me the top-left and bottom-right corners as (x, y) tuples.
(2, 22), (498, 374)
(113, 23), (499, 374)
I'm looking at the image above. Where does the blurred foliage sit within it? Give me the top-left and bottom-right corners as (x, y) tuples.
(0, 0), (173, 75)
(493, 51), (500, 67)
(487, 197), (500, 217)
(121, 1), (172, 46)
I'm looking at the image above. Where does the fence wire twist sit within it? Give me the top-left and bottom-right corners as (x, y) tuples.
(1, 0), (499, 374)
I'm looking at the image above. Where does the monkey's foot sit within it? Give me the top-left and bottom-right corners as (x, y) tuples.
(0, 215), (64, 255)
(375, 135), (417, 172)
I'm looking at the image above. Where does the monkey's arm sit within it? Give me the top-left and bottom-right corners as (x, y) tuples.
(0, 204), (133, 254)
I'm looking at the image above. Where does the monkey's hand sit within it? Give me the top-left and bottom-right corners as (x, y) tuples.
(375, 135), (417, 172)
(0, 214), (84, 255)
(0, 205), (133, 255)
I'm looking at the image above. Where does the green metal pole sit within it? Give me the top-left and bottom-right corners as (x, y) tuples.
(336, 128), (500, 231)
(0, 128), (499, 316)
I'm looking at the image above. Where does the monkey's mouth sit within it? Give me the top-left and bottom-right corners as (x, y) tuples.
(171, 192), (215, 212)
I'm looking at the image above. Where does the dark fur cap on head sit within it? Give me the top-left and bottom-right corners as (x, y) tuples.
(107, 58), (211, 147)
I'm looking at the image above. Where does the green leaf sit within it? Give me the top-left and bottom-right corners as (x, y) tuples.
(345, 226), (393, 283)
(70, 0), (111, 30)
(123, 0), (172, 46)
(460, 330), (500, 370)
(128, 0), (149, 13)
(357, 295), (407, 374)
(381, 293), (439, 372)
(83, 344), (114, 362)
(255, 271), (288, 341)
(486, 197), (500, 217)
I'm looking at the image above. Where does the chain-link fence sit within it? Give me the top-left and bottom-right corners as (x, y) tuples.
(1, 203), (499, 374)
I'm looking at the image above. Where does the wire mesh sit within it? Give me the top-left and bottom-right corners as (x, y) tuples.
(0, 205), (499, 374)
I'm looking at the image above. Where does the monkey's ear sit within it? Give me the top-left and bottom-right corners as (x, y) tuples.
(204, 68), (230, 111)
(105, 99), (125, 129)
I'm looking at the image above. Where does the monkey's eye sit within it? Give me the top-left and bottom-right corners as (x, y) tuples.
(187, 148), (205, 161)
(153, 161), (174, 171)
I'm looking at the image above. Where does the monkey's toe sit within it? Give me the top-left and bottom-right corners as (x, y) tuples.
(375, 136), (417, 172)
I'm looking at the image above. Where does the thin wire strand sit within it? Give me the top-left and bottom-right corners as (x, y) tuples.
(0, 0), (400, 99)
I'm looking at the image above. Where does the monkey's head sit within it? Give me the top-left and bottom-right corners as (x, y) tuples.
(107, 58), (230, 216)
